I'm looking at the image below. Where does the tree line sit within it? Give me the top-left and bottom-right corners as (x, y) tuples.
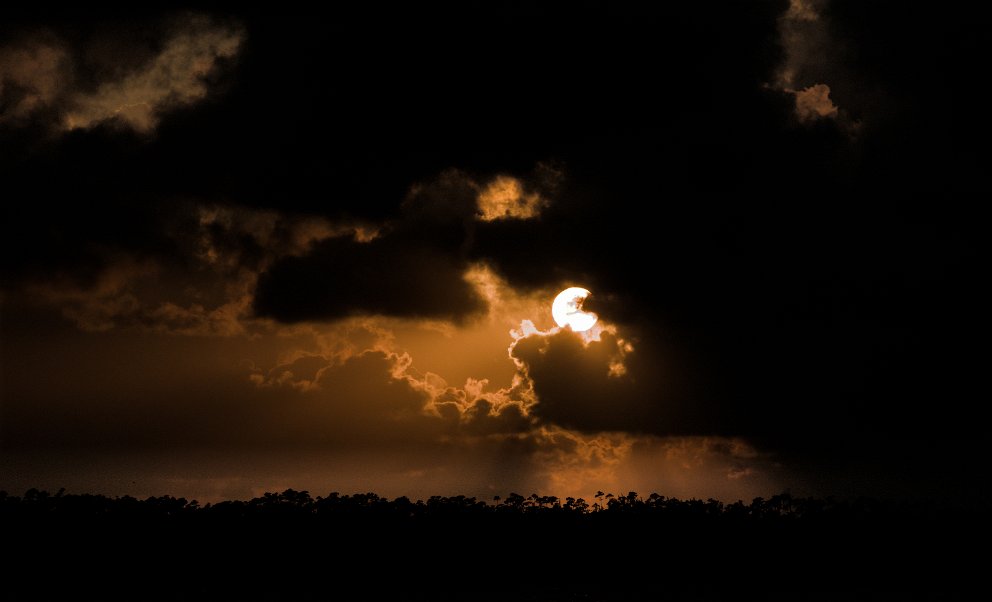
(2, 488), (985, 600)
(0, 487), (941, 519)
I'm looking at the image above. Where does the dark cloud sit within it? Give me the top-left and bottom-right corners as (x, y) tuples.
(481, 169), (987, 456)
(816, 1), (989, 189)
(2, 2), (787, 289)
(310, 351), (428, 419)
(455, 1), (989, 462)
(2, 1), (989, 501)
(252, 172), (488, 323)
(513, 329), (652, 433)
(0, 14), (243, 290)
(510, 328), (705, 436)
(459, 398), (533, 436)
(0, 13), (242, 133)
(250, 353), (329, 390)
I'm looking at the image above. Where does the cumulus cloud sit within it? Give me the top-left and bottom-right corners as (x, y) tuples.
(189, 204), (368, 274)
(245, 314), (535, 436)
(772, 0), (855, 131)
(794, 83), (839, 122)
(5, 163), (555, 336)
(510, 326), (665, 434)
(3, 228), (781, 502)
(240, 337), (541, 455)
(0, 14), (243, 133)
(254, 238), (488, 324)
(233, 324), (777, 501)
(477, 176), (548, 221)
(22, 203), (362, 336)
(422, 372), (535, 437)
(254, 171), (486, 324)
(253, 164), (565, 325)
(1, 2), (982, 507)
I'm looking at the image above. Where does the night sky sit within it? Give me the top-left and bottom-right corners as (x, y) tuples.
(1, 1), (988, 504)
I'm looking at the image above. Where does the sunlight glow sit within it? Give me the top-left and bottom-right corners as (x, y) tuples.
(551, 287), (598, 332)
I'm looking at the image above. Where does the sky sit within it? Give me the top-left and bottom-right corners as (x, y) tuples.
(1, 1), (988, 504)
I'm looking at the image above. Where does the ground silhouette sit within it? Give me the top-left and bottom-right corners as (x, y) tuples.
(2, 488), (984, 600)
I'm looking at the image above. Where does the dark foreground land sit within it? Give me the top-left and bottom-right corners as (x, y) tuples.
(2, 489), (985, 601)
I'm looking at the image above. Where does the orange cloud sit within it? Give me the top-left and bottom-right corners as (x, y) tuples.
(0, 15), (243, 133)
(794, 83), (839, 122)
(5, 255), (782, 504)
(21, 202), (370, 336)
(477, 176), (548, 221)
(0, 39), (67, 123)
(774, 0), (828, 91)
(770, 0), (859, 131)
(64, 16), (243, 132)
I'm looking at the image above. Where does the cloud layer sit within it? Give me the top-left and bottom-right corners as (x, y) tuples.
(1, 14), (243, 132)
(2, 3), (988, 503)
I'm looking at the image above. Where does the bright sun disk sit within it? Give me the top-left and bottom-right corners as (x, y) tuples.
(552, 287), (598, 332)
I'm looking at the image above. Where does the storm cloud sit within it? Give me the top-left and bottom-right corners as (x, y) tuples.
(1, 2), (988, 504)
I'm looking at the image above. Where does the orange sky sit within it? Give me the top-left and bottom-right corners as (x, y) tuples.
(3, 3), (985, 506)
(1, 256), (785, 502)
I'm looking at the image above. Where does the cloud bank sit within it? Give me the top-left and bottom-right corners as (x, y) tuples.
(1, 14), (243, 133)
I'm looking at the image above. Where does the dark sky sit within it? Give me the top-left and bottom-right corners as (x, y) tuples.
(1, 1), (988, 503)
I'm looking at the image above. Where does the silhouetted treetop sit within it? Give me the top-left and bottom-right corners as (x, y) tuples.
(2, 488), (986, 600)
(0, 488), (971, 523)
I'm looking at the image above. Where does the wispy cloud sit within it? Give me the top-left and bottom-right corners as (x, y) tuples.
(1, 14), (243, 133)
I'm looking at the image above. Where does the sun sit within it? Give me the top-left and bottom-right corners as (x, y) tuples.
(551, 287), (598, 332)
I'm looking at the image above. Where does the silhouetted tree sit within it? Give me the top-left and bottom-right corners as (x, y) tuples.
(1, 487), (983, 600)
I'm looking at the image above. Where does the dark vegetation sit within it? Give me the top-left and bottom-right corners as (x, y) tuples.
(2, 489), (984, 600)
